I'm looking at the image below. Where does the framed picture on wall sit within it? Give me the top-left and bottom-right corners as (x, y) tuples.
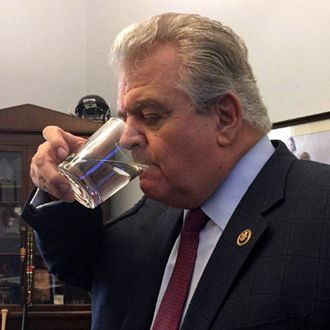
(269, 111), (330, 164)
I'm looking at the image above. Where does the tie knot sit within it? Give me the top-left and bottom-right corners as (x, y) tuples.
(182, 208), (209, 233)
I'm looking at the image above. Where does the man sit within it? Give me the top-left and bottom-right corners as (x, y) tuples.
(23, 13), (330, 329)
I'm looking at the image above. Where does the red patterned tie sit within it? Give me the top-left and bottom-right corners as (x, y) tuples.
(152, 208), (209, 330)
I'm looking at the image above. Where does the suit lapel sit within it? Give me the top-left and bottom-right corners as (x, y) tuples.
(182, 208), (267, 330)
(121, 207), (183, 330)
(182, 141), (296, 329)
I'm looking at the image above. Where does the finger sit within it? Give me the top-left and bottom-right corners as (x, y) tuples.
(30, 141), (74, 201)
(42, 126), (86, 161)
(31, 126), (86, 202)
(30, 162), (75, 202)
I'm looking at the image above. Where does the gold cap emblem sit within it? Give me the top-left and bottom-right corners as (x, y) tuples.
(237, 229), (252, 246)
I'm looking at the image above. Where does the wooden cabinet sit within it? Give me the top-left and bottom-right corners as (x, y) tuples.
(0, 104), (104, 329)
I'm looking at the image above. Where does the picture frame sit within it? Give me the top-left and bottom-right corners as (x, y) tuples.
(269, 111), (330, 164)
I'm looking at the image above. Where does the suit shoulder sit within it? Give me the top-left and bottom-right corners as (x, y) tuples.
(283, 159), (330, 218)
(290, 159), (330, 185)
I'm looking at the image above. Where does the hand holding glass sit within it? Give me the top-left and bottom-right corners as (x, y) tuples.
(58, 118), (147, 209)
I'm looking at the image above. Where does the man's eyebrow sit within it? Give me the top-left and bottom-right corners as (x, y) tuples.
(134, 100), (162, 111)
(119, 100), (163, 116)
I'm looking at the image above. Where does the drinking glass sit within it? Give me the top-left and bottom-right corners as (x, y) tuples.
(58, 117), (147, 209)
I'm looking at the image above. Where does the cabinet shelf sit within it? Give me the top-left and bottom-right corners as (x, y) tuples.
(0, 185), (22, 189)
(0, 201), (21, 205)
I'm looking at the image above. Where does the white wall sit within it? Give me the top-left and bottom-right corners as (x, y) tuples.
(1, 0), (330, 216)
(2, 0), (329, 120)
(0, 0), (88, 112)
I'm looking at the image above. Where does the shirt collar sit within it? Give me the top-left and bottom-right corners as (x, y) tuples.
(201, 135), (275, 231)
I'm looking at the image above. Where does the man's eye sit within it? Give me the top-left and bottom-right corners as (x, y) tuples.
(139, 110), (168, 128)
(143, 113), (162, 124)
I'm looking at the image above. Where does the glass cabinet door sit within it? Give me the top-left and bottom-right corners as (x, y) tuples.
(0, 150), (91, 307)
(0, 151), (22, 304)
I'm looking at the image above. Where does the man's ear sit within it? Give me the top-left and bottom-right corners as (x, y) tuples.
(215, 93), (243, 146)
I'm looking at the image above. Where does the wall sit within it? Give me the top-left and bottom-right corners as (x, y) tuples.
(2, 0), (329, 122)
(0, 0), (88, 112)
(1, 0), (330, 216)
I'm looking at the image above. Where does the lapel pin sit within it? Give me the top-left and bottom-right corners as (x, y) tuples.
(236, 229), (252, 246)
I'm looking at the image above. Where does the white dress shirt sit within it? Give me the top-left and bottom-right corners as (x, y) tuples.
(151, 135), (275, 327)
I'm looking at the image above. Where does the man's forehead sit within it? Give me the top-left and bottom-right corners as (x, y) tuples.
(118, 67), (151, 91)
(117, 44), (182, 111)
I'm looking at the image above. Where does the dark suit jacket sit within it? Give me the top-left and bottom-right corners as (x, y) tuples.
(22, 140), (330, 329)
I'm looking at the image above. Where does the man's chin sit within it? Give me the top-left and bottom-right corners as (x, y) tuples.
(139, 177), (166, 202)
(139, 178), (157, 197)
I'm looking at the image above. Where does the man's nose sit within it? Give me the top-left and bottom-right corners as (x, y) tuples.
(119, 124), (147, 151)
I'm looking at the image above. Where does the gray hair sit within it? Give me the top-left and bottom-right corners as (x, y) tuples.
(111, 13), (271, 133)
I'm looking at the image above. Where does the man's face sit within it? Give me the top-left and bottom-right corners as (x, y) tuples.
(117, 44), (223, 208)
